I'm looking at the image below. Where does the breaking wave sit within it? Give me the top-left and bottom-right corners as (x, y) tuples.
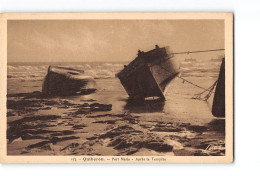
(180, 59), (222, 78)
(8, 62), (124, 81)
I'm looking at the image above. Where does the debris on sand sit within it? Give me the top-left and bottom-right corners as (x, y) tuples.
(151, 122), (183, 132)
(93, 120), (117, 124)
(7, 99), (43, 110)
(7, 114), (79, 143)
(73, 103), (112, 115)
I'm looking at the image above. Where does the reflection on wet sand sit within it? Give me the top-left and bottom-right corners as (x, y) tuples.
(208, 118), (225, 134)
(124, 98), (165, 113)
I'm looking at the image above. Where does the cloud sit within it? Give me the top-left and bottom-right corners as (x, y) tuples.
(7, 20), (224, 62)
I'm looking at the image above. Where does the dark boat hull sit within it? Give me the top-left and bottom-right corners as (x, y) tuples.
(212, 58), (225, 117)
(42, 66), (95, 96)
(117, 46), (180, 100)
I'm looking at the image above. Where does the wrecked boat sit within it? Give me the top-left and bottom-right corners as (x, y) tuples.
(116, 45), (180, 100)
(42, 66), (96, 96)
(212, 58), (225, 117)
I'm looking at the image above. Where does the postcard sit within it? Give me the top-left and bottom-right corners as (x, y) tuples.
(0, 13), (233, 163)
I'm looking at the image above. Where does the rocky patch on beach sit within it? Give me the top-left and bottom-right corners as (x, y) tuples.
(98, 125), (173, 155)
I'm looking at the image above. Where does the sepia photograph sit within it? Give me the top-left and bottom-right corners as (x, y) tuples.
(0, 13), (233, 163)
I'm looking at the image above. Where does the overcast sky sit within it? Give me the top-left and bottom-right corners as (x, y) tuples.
(7, 20), (224, 62)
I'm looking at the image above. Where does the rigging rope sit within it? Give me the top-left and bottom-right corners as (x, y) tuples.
(176, 75), (213, 92)
(170, 48), (225, 55)
(192, 80), (217, 101)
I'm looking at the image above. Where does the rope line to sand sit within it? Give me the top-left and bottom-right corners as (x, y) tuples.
(156, 64), (216, 93)
(192, 80), (217, 101)
(176, 75), (213, 92)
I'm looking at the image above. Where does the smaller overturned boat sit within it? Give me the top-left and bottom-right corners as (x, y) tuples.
(116, 45), (180, 100)
(42, 66), (96, 96)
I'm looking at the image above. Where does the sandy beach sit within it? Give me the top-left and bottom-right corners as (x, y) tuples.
(7, 60), (225, 156)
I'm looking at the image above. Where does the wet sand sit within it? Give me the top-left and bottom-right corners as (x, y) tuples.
(7, 78), (225, 156)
